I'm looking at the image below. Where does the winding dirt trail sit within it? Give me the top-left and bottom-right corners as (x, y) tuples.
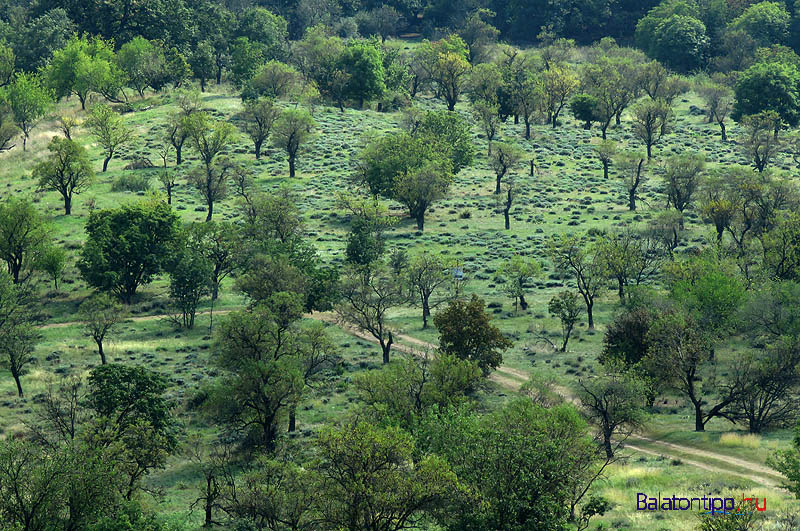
(39, 308), (786, 488)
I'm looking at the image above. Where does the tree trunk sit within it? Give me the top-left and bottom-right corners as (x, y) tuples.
(719, 122), (727, 142)
(603, 428), (614, 458)
(519, 293), (528, 310)
(416, 211), (424, 231)
(64, 195), (72, 215)
(447, 98), (455, 112)
(530, 160), (535, 177)
(102, 155), (111, 172)
(79, 95), (86, 110)
(288, 154), (296, 178)
(615, 111), (622, 125)
(617, 279), (624, 300)
(587, 300), (594, 330)
(629, 187), (636, 211)
(22, 134), (27, 151)
(12, 370), (23, 397)
(97, 339), (106, 365)
(603, 160), (609, 179)
(694, 401), (705, 432)
(495, 174), (502, 194)
(176, 145), (182, 165)
(524, 119), (531, 140)
(422, 297), (430, 329)
(504, 208), (510, 229)
(200, 78), (206, 92)
(514, 114), (519, 125)
(206, 201), (213, 222)
(646, 143), (652, 160)
(204, 478), (213, 527)
(288, 405), (296, 432)
(254, 139), (262, 160)
(381, 331), (393, 364)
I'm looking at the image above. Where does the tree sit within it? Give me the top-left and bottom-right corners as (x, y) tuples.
(617, 152), (646, 211)
(597, 230), (662, 300)
(340, 40), (386, 108)
(45, 35), (119, 110)
(733, 61), (800, 129)
(241, 60), (302, 102)
(239, 97), (280, 160)
(578, 370), (647, 458)
(185, 112), (237, 221)
(356, 5), (404, 42)
(512, 70), (541, 140)
(424, 399), (598, 531)
(85, 104), (132, 172)
(549, 290), (582, 352)
(393, 158), (452, 231)
(730, 1), (791, 47)
(210, 295), (308, 450)
(570, 93), (601, 129)
(591, 138), (616, 180)
(459, 8), (499, 63)
(580, 56), (638, 139)
(549, 235), (603, 329)
(472, 99), (500, 155)
(490, 141), (523, 195)
(78, 200), (181, 304)
(0, 103), (16, 152)
(645, 310), (739, 432)
(0, 198), (51, 284)
(541, 64), (579, 128)
(5, 72), (53, 150)
(271, 108), (315, 178)
(425, 35), (471, 111)
(406, 253), (452, 328)
(168, 244), (212, 329)
(314, 422), (458, 531)
(662, 154), (704, 215)
(116, 37), (158, 98)
(498, 255), (541, 311)
(650, 15), (709, 72)
(434, 294), (512, 375)
(0, 272), (38, 397)
(79, 293), (124, 365)
(413, 110), (475, 174)
(39, 245), (66, 290)
(0, 439), (65, 528)
(187, 222), (239, 301)
(86, 363), (177, 499)
(741, 111), (784, 172)
(770, 420), (800, 498)
(698, 81), (734, 141)
(189, 41), (215, 92)
(631, 98), (673, 160)
(0, 40), (13, 88)
(336, 263), (407, 364)
(32, 137), (94, 214)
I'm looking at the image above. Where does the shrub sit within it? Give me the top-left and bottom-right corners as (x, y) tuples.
(111, 173), (152, 192)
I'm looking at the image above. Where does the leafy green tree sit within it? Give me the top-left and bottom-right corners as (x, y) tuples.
(239, 97), (279, 160)
(189, 40), (215, 92)
(730, 1), (791, 47)
(241, 60), (301, 101)
(597, 230), (662, 300)
(32, 136), (94, 214)
(5, 72), (53, 150)
(0, 102), (16, 152)
(0, 439), (66, 527)
(591, 138), (617, 179)
(617, 152), (646, 211)
(85, 104), (132, 172)
(434, 294), (512, 375)
(472, 99), (500, 155)
(45, 35), (119, 110)
(340, 39), (386, 108)
(413, 109), (475, 173)
(578, 370), (647, 458)
(10, 8), (74, 72)
(230, 37), (265, 87)
(424, 399), (597, 531)
(186, 221), (239, 301)
(549, 290), (582, 352)
(406, 253), (452, 328)
(570, 93), (601, 129)
(314, 421), (459, 530)
(741, 111), (784, 172)
(770, 420), (800, 498)
(631, 98), (673, 160)
(185, 112), (237, 220)
(38, 245), (66, 291)
(393, 158), (452, 231)
(79, 293), (124, 365)
(337, 262), (407, 364)
(651, 15), (709, 72)
(78, 200), (181, 303)
(235, 7), (288, 62)
(580, 56), (638, 138)
(0, 271), (38, 397)
(549, 234), (604, 329)
(541, 64), (580, 127)
(86, 363), (177, 499)
(459, 8), (500, 64)
(271, 107), (315, 178)
(698, 81), (734, 141)
(210, 295), (305, 450)
(168, 244), (212, 329)
(0, 40), (14, 88)
(498, 255), (541, 311)
(664, 154), (705, 213)
(116, 37), (156, 98)
(422, 34), (471, 111)
(733, 61), (800, 128)
(0, 198), (51, 284)
(490, 141), (524, 195)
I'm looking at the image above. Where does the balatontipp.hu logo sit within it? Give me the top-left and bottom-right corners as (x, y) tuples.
(636, 492), (767, 515)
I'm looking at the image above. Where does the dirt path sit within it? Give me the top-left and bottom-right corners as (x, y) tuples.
(40, 308), (786, 488)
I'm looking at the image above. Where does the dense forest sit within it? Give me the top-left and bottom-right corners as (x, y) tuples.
(2, 0), (800, 530)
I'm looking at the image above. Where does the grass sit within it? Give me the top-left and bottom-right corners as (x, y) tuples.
(2, 45), (800, 526)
